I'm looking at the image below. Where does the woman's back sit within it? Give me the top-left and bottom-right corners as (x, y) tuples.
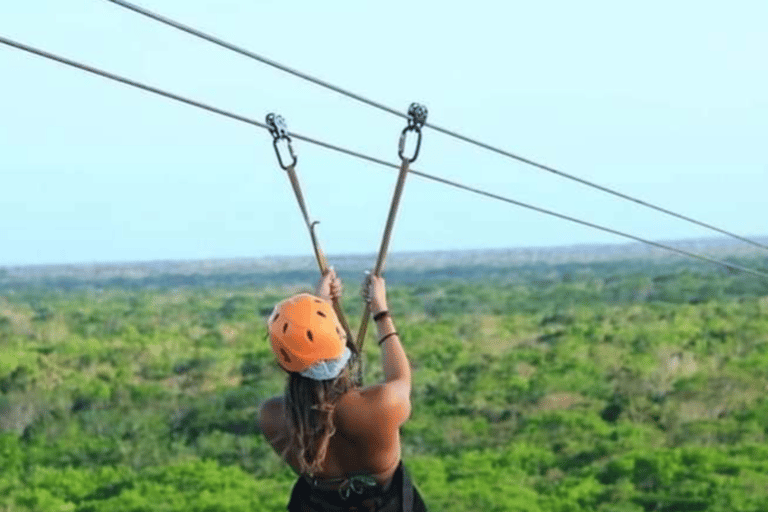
(261, 381), (408, 487)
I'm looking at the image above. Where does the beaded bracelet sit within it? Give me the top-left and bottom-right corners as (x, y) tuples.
(373, 310), (389, 322)
(378, 332), (398, 345)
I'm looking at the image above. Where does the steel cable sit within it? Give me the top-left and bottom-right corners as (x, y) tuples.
(2, 35), (767, 279)
(103, 0), (768, 253)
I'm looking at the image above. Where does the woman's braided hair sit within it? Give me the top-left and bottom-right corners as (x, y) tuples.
(281, 367), (353, 476)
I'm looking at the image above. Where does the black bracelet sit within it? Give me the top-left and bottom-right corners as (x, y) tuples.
(378, 332), (398, 345)
(373, 310), (389, 322)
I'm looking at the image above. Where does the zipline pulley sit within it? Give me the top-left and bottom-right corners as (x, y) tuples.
(266, 113), (297, 170)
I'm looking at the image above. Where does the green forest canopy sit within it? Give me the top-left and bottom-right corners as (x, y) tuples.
(1, 252), (767, 511)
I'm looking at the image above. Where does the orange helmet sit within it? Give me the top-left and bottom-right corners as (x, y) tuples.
(268, 293), (345, 373)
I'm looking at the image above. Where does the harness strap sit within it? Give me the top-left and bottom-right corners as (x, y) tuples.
(355, 157), (410, 349)
(356, 103), (428, 351)
(401, 463), (415, 512)
(285, 164), (326, 267)
(290, 462), (421, 512)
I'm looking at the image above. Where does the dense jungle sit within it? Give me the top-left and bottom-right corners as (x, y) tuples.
(1, 252), (768, 511)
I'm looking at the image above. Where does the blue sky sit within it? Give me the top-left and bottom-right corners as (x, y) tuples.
(1, 0), (766, 266)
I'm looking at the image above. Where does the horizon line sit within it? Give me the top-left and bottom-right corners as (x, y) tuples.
(3, 233), (767, 271)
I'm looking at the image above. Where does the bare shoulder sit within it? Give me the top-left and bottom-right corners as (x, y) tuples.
(258, 396), (286, 440)
(336, 381), (411, 435)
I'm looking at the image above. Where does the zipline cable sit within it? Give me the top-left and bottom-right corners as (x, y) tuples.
(0, 37), (266, 129)
(2, 35), (767, 281)
(103, 0), (768, 253)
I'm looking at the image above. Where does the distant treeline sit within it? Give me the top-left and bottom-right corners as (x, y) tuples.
(3, 255), (768, 306)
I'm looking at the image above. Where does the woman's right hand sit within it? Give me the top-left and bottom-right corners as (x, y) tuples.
(316, 267), (342, 302)
(363, 272), (388, 315)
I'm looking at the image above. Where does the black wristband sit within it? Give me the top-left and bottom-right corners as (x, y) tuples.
(373, 310), (389, 322)
(378, 332), (398, 345)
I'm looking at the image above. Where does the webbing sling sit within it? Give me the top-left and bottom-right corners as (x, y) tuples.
(265, 114), (362, 384)
(356, 103), (428, 352)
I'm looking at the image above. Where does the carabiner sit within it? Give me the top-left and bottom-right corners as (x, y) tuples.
(266, 113), (298, 170)
(272, 137), (297, 170)
(398, 125), (422, 163)
(397, 103), (428, 163)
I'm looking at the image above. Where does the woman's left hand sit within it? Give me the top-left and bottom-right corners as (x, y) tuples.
(316, 267), (342, 301)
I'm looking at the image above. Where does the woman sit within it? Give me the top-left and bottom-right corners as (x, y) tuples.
(258, 268), (427, 511)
